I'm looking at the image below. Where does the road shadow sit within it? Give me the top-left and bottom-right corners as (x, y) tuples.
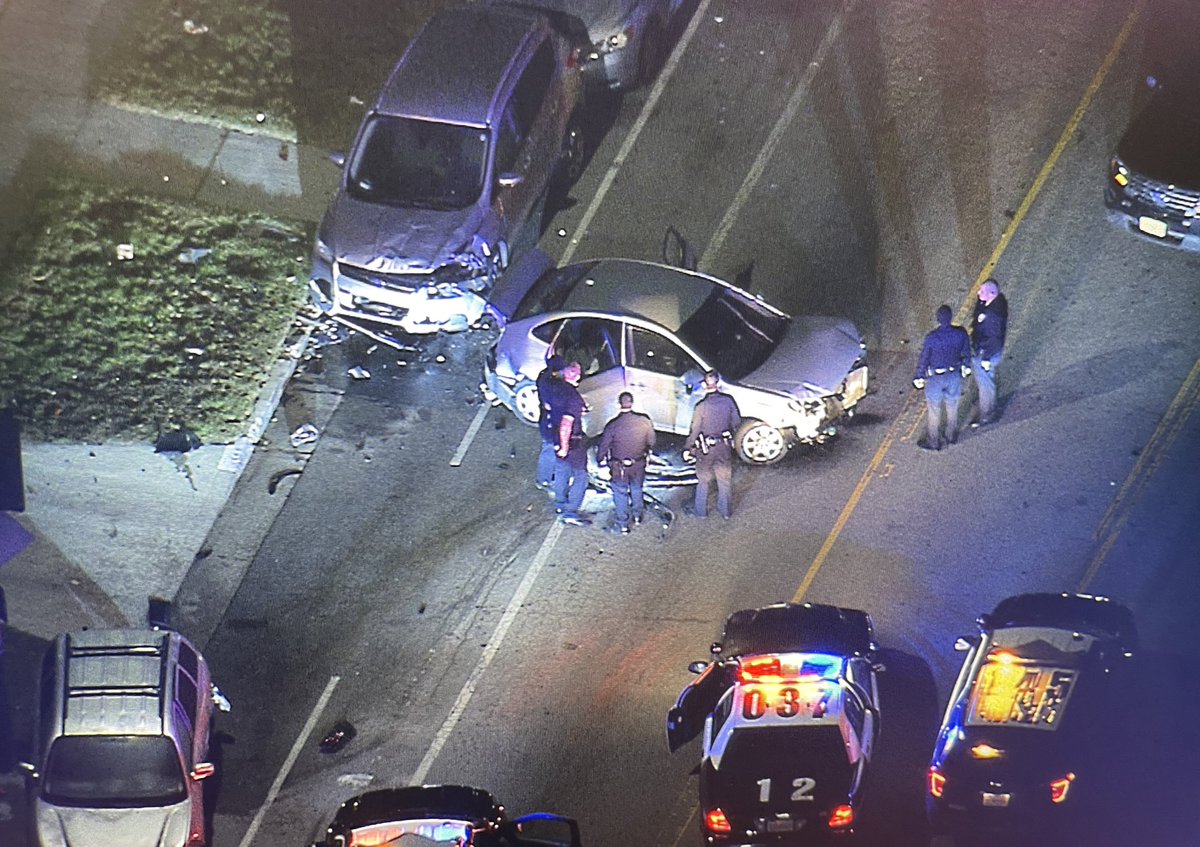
(856, 648), (940, 847)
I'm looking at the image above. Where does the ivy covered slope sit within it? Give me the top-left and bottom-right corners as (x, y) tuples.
(0, 178), (309, 443)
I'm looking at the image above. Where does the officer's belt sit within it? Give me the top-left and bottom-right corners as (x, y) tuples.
(612, 457), (645, 467)
(928, 367), (956, 375)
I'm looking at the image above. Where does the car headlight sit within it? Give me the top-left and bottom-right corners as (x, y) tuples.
(313, 233), (333, 263)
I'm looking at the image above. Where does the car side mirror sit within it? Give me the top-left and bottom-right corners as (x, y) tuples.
(191, 762), (216, 781)
(687, 660), (709, 675)
(953, 636), (977, 652)
(498, 171), (524, 189)
(212, 685), (232, 713)
(329, 151), (347, 168)
(975, 613), (992, 629)
(872, 662), (887, 674)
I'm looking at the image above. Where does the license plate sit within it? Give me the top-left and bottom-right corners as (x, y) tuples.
(1138, 216), (1169, 238)
(844, 366), (869, 404)
(981, 792), (1011, 808)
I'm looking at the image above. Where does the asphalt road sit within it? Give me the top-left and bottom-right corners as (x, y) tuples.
(154, 1), (1200, 846)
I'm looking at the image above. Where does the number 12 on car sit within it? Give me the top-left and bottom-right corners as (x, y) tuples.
(756, 777), (816, 803)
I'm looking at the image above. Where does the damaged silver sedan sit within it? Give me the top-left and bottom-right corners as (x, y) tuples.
(483, 254), (870, 465)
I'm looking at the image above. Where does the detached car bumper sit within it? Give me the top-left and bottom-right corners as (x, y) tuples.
(310, 259), (488, 335)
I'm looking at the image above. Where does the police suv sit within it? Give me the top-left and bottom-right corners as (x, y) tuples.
(667, 603), (883, 844)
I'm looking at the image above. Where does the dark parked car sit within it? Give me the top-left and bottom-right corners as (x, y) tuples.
(927, 592), (1138, 839)
(311, 784), (582, 847)
(1105, 61), (1200, 250)
(667, 603), (883, 844)
(310, 4), (586, 336)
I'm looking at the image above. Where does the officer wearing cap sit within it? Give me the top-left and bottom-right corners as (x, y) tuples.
(597, 391), (656, 534)
(535, 354), (567, 491)
(551, 362), (591, 527)
(685, 370), (742, 518)
(970, 278), (1008, 427)
(913, 305), (972, 450)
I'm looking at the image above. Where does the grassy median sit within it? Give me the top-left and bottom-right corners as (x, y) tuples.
(0, 177), (309, 444)
(95, 0), (452, 147)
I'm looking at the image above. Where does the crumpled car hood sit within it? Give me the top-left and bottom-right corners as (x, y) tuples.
(37, 801), (190, 847)
(740, 315), (864, 400)
(327, 191), (485, 274)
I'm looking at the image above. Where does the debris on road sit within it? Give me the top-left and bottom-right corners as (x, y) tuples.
(289, 423), (319, 447)
(348, 366), (370, 380)
(268, 467), (303, 495)
(154, 429), (201, 453)
(319, 720), (356, 754)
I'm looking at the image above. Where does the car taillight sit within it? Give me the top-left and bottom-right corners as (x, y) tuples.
(928, 767), (946, 798)
(1050, 773), (1076, 804)
(704, 808), (732, 834)
(827, 804), (854, 829)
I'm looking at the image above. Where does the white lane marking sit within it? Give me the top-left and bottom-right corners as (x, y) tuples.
(410, 520), (564, 784)
(701, 2), (853, 270)
(559, 0), (714, 265)
(449, 402), (490, 467)
(238, 675), (340, 847)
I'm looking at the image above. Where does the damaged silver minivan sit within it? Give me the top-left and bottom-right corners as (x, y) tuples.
(309, 3), (586, 336)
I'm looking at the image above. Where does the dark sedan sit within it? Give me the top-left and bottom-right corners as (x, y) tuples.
(926, 593), (1138, 840)
(312, 784), (582, 847)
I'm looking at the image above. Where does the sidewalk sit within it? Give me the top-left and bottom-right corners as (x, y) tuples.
(0, 0), (338, 636)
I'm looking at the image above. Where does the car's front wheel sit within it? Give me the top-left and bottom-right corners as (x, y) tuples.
(735, 419), (788, 464)
(512, 380), (542, 426)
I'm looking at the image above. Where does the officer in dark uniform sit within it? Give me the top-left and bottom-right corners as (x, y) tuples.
(970, 278), (1008, 427)
(685, 370), (742, 518)
(551, 362), (591, 527)
(913, 305), (972, 450)
(535, 355), (567, 490)
(597, 391), (656, 534)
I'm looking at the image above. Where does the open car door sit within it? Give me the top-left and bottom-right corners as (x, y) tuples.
(510, 812), (583, 847)
(666, 661), (728, 752)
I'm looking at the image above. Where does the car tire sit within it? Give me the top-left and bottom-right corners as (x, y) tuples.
(735, 419), (788, 464)
(512, 379), (542, 426)
(638, 17), (666, 85)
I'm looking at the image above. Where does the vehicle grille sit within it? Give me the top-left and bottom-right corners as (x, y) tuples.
(338, 263), (424, 293)
(1124, 172), (1200, 218)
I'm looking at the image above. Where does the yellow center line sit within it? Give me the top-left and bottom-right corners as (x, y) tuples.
(793, 1), (1146, 603)
(1078, 358), (1200, 592)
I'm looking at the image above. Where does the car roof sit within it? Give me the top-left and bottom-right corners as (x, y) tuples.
(720, 603), (873, 659)
(987, 592), (1135, 643)
(554, 259), (752, 332)
(60, 629), (173, 737)
(328, 785), (502, 834)
(375, 5), (543, 125)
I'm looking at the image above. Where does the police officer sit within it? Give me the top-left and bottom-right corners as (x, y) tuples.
(535, 355), (567, 491)
(913, 305), (972, 450)
(686, 370), (742, 519)
(551, 362), (590, 527)
(970, 278), (1008, 427)
(597, 391), (656, 534)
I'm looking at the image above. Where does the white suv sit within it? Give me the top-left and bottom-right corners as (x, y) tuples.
(20, 628), (229, 847)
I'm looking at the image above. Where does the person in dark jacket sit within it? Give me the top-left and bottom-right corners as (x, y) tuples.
(534, 355), (567, 491)
(550, 362), (590, 527)
(970, 278), (1008, 427)
(597, 392), (656, 534)
(913, 305), (972, 450)
(685, 371), (742, 518)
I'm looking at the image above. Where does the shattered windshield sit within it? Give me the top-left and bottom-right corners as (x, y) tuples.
(348, 116), (489, 210)
(43, 735), (186, 806)
(676, 288), (787, 381)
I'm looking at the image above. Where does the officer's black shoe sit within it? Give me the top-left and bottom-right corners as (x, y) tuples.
(971, 417), (993, 429)
(917, 438), (941, 451)
(561, 514), (592, 527)
(947, 432), (958, 445)
(633, 514), (645, 526)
